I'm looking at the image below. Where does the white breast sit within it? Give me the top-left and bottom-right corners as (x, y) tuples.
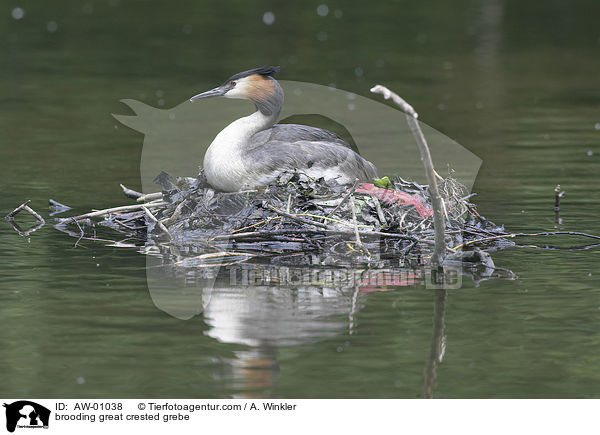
(203, 110), (278, 192)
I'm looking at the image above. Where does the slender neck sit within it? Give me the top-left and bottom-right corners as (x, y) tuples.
(224, 108), (278, 139)
(210, 78), (284, 151)
(209, 108), (278, 159)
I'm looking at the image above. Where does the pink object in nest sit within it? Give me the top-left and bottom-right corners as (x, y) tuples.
(354, 183), (433, 218)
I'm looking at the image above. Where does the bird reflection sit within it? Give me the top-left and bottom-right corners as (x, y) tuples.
(146, 260), (375, 396)
(203, 284), (365, 398)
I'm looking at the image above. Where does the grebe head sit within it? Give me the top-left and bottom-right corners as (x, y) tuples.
(190, 66), (283, 115)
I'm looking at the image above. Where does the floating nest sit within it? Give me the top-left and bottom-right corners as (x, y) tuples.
(48, 169), (518, 284)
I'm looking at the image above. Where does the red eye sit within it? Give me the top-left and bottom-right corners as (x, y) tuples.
(231, 81), (237, 87)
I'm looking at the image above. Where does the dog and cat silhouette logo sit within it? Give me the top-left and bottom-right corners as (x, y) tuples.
(3, 401), (50, 432)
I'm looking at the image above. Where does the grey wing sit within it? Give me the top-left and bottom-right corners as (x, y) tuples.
(242, 139), (378, 183)
(251, 124), (352, 149)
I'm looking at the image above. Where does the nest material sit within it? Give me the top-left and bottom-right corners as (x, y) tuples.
(58, 170), (505, 270)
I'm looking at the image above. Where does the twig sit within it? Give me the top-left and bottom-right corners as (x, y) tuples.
(371, 196), (387, 227)
(142, 206), (174, 241)
(113, 219), (143, 231)
(423, 289), (448, 399)
(513, 242), (600, 252)
(25, 205), (45, 223)
(371, 85), (447, 264)
(5, 200), (46, 224)
(297, 213), (371, 228)
(349, 195), (369, 255)
(398, 210), (409, 229)
(120, 184), (143, 199)
(370, 85), (418, 118)
(208, 225), (449, 255)
(5, 200), (32, 220)
(7, 220), (45, 237)
(460, 193), (478, 201)
(136, 192), (163, 203)
(266, 204), (329, 229)
(326, 179), (359, 218)
(48, 199), (72, 216)
(49, 199), (70, 208)
(232, 216), (282, 233)
(72, 218), (85, 248)
(53, 223), (119, 243)
(208, 228), (420, 243)
(349, 284), (360, 335)
(453, 230), (600, 250)
(57, 200), (165, 223)
(219, 189), (258, 196)
(161, 200), (188, 226)
(173, 251), (256, 266)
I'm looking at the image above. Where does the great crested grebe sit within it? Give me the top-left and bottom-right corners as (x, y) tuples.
(189, 66), (378, 192)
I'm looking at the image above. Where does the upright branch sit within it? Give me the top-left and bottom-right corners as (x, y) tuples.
(423, 289), (448, 398)
(370, 85), (447, 264)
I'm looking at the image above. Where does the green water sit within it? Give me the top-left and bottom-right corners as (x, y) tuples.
(1, 0), (599, 398)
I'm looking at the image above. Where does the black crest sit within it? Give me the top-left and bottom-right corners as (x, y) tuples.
(226, 66), (280, 82)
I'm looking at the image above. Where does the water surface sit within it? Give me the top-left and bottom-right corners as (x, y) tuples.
(1, 0), (599, 398)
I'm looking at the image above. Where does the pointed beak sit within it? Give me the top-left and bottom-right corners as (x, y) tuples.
(189, 86), (226, 102)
